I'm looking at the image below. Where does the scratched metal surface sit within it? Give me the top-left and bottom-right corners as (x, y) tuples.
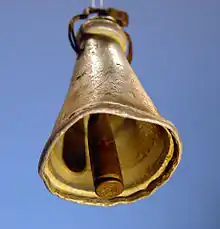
(38, 17), (182, 206)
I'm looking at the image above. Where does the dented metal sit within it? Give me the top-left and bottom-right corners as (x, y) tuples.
(38, 13), (182, 206)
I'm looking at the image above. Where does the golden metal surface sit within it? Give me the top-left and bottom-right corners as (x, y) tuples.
(38, 16), (182, 206)
(96, 179), (124, 199)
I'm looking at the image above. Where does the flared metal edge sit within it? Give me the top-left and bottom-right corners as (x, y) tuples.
(38, 101), (182, 207)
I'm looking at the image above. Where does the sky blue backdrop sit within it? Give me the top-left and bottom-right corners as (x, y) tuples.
(0, 0), (219, 228)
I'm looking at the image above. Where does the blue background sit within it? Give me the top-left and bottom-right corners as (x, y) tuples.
(0, 0), (219, 228)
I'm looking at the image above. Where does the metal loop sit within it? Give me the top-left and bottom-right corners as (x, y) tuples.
(68, 8), (133, 63)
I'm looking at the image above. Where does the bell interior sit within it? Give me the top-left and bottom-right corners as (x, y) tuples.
(46, 113), (173, 198)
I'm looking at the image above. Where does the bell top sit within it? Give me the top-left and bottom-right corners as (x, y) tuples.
(76, 16), (128, 54)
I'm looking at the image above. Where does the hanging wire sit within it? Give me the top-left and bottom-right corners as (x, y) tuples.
(100, 0), (104, 8)
(91, 0), (95, 7)
(90, 0), (104, 8)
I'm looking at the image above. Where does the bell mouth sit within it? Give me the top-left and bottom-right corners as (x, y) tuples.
(39, 103), (181, 206)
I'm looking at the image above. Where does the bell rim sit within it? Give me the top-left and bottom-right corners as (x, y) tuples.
(38, 101), (182, 206)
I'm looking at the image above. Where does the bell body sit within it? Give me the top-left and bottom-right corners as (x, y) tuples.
(39, 16), (182, 206)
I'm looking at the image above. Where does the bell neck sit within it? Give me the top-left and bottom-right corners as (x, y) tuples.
(76, 16), (128, 54)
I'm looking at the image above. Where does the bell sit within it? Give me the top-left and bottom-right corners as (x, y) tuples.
(38, 7), (182, 206)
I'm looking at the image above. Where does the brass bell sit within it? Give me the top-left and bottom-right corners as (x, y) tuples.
(38, 7), (182, 206)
